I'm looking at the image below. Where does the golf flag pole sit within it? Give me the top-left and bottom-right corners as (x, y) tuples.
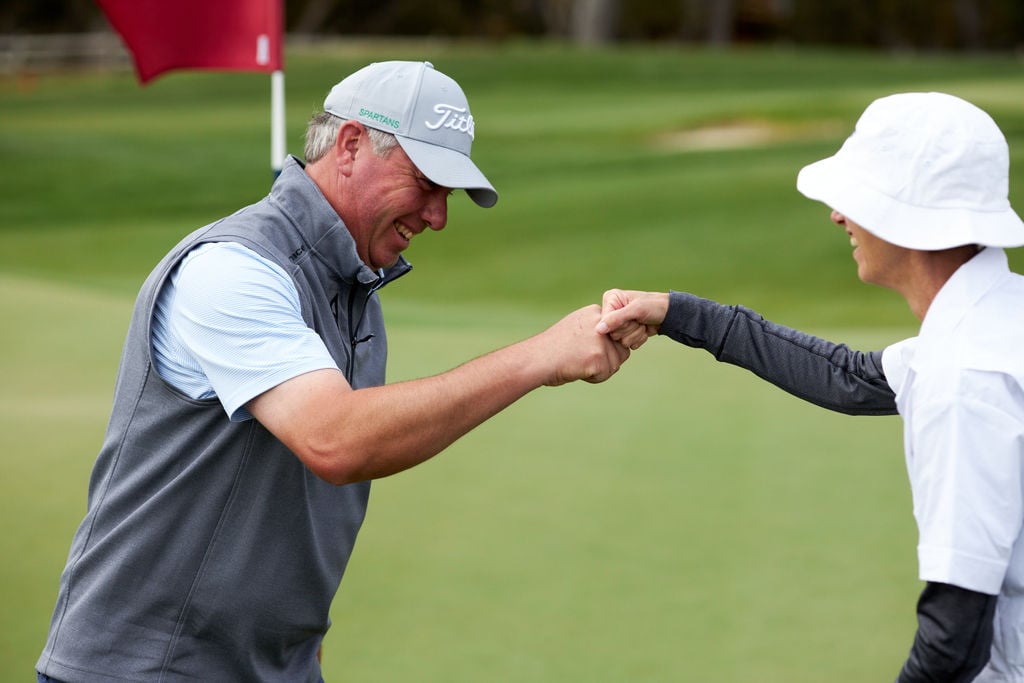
(272, 69), (286, 178)
(95, 0), (286, 179)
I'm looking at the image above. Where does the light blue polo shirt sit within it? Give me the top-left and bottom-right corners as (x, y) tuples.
(151, 242), (339, 421)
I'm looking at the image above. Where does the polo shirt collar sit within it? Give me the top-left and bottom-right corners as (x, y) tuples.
(920, 246), (1009, 339)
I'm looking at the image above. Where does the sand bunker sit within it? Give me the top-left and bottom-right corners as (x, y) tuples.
(656, 120), (844, 151)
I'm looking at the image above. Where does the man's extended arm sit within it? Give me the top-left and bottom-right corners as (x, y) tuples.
(250, 305), (629, 485)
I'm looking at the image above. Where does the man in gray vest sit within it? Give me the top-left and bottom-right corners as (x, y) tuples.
(36, 61), (630, 683)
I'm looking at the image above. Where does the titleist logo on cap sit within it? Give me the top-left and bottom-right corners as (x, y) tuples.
(425, 103), (475, 140)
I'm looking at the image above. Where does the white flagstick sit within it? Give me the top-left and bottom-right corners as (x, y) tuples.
(271, 69), (286, 179)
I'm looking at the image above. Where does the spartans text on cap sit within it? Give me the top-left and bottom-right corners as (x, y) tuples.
(359, 108), (400, 130)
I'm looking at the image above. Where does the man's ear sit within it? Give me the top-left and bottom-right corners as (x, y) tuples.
(335, 121), (364, 177)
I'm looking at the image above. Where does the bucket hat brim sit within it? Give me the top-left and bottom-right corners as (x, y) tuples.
(798, 156), (1024, 250)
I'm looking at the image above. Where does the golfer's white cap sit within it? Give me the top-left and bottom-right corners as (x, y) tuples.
(324, 60), (498, 208)
(797, 91), (1024, 249)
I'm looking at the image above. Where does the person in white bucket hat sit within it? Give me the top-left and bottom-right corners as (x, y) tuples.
(798, 91), (1024, 252)
(36, 61), (630, 683)
(596, 92), (1024, 681)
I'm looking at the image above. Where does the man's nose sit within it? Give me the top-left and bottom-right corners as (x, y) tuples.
(423, 193), (448, 231)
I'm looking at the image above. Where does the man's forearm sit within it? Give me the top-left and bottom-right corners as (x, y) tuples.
(331, 335), (553, 481)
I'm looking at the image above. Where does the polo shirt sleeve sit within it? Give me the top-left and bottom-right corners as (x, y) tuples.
(911, 376), (1024, 595)
(170, 242), (340, 422)
(881, 337), (916, 396)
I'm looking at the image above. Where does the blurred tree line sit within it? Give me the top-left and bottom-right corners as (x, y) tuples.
(3, 0), (1023, 52)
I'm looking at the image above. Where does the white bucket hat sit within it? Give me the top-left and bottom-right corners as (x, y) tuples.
(324, 61), (498, 208)
(797, 91), (1024, 250)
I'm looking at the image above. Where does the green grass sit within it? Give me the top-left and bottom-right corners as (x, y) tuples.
(3, 39), (1023, 680)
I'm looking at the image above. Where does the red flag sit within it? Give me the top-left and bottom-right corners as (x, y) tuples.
(96, 0), (283, 84)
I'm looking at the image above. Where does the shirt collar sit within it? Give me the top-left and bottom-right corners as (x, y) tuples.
(919, 246), (1009, 339)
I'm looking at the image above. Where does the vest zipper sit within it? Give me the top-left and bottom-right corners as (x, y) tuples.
(346, 269), (386, 378)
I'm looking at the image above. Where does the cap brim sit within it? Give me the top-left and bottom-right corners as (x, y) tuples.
(397, 137), (498, 208)
(797, 156), (1024, 250)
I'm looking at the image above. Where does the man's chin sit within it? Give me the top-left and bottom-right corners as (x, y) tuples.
(369, 253), (401, 271)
